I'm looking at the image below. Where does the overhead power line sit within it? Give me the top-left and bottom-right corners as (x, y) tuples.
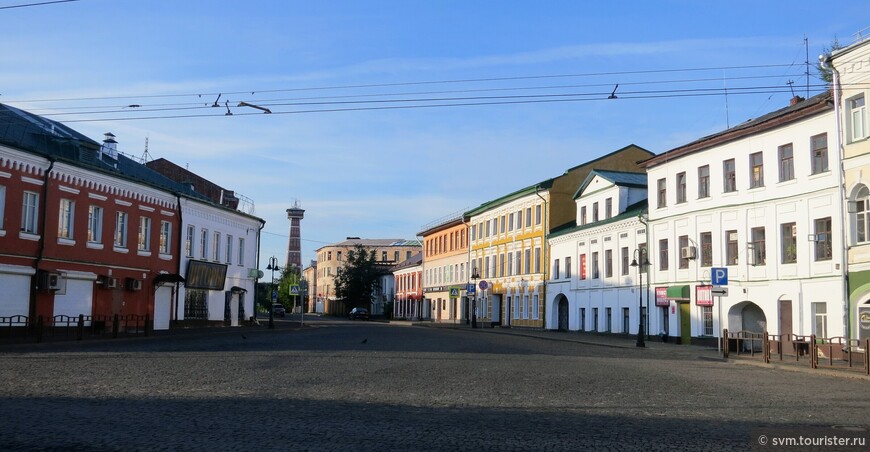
(0, 0), (79, 10)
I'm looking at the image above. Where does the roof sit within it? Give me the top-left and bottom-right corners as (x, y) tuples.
(573, 170), (647, 199)
(324, 238), (423, 249)
(391, 251), (423, 272)
(0, 103), (208, 202)
(417, 216), (465, 237)
(549, 199), (648, 239)
(641, 92), (832, 168)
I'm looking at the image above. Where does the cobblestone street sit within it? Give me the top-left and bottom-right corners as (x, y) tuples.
(1, 318), (868, 451)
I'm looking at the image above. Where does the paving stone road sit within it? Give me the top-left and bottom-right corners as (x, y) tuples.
(1, 317), (868, 451)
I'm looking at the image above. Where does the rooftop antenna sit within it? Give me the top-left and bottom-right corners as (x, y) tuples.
(141, 136), (153, 163)
(787, 80), (796, 98)
(224, 100), (233, 116)
(607, 84), (619, 99)
(212, 93), (222, 107)
(804, 36), (810, 99)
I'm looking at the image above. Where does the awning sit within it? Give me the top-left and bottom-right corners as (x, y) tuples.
(230, 286), (247, 293)
(154, 273), (185, 286)
(666, 285), (691, 300)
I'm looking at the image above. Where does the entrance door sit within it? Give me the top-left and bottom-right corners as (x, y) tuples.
(859, 305), (870, 342)
(491, 295), (501, 325)
(224, 292), (232, 326)
(779, 300), (793, 353)
(679, 302), (692, 345)
(557, 297), (569, 331)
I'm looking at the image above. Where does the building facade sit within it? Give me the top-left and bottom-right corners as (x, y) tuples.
(314, 238), (421, 316)
(546, 171), (649, 336)
(465, 145), (654, 329)
(831, 37), (870, 344)
(393, 252), (423, 319)
(641, 93), (844, 345)
(419, 216), (468, 323)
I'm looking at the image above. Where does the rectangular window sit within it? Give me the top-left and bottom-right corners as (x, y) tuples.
(523, 295), (529, 319)
(534, 247), (541, 273)
(592, 307), (599, 331)
(394, 251), (399, 262)
(382, 251), (388, 261)
(88, 205), (103, 243)
(553, 258), (560, 280)
(591, 252), (599, 279)
(115, 212), (129, 248)
(698, 165), (710, 198)
(516, 210), (522, 230)
(139, 217), (152, 251)
(580, 308), (586, 331)
(750, 227), (765, 266)
(749, 151), (764, 188)
(605, 197), (612, 219)
(657, 178), (667, 208)
(778, 143), (794, 182)
(580, 206), (587, 225)
(604, 249), (613, 278)
(565, 256), (572, 279)
(524, 249), (530, 274)
(605, 307), (612, 332)
(515, 251), (521, 275)
(811, 133), (829, 174)
(533, 294), (539, 320)
(239, 238), (245, 265)
(500, 215), (505, 234)
(814, 217), (832, 261)
(213, 231), (221, 261)
(676, 172), (687, 203)
(723, 159), (736, 192)
(622, 307), (630, 334)
(702, 306), (713, 336)
(700, 232), (712, 267)
(508, 213), (514, 232)
(726, 230), (738, 265)
(781, 222), (797, 264)
(678, 235), (689, 269)
(200, 229), (208, 259)
(0, 185), (5, 230)
(59, 199), (74, 239)
(226, 235), (233, 264)
(659, 239), (669, 271)
(501, 253), (507, 277)
(471, 224), (476, 242)
(592, 202), (599, 222)
(21, 191), (39, 234)
(850, 95), (867, 142)
(813, 302), (828, 338)
(535, 204), (542, 225)
(639, 243), (647, 273)
(185, 224), (194, 256)
(160, 220), (171, 254)
(526, 207), (532, 227)
(621, 247), (629, 276)
(484, 256), (490, 279)
(486, 220), (491, 237)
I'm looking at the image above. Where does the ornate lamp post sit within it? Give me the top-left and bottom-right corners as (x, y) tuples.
(266, 256), (281, 329)
(629, 249), (651, 347)
(470, 267), (480, 328)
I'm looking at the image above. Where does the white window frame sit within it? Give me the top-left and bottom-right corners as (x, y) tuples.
(159, 220), (171, 254)
(59, 198), (74, 239)
(138, 217), (151, 251)
(200, 229), (208, 259)
(238, 237), (245, 266)
(21, 191), (39, 234)
(850, 95), (866, 142)
(115, 211), (128, 248)
(88, 205), (103, 243)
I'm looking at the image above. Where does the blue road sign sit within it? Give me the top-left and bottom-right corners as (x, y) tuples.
(467, 284), (476, 295)
(271, 290), (278, 301)
(711, 267), (728, 286)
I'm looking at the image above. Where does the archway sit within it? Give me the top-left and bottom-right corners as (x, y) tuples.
(555, 294), (569, 331)
(728, 301), (767, 351)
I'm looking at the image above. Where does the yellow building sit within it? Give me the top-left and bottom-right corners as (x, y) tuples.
(831, 36), (870, 342)
(464, 144), (653, 328)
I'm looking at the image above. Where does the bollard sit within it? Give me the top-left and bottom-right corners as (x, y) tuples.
(722, 329), (729, 358)
(77, 314), (84, 341)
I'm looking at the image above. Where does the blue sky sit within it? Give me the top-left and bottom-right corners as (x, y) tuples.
(2, 0), (868, 269)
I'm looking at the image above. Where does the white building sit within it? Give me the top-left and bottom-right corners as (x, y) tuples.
(639, 93), (844, 345)
(546, 170), (649, 335)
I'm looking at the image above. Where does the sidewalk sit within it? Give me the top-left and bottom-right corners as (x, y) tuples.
(409, 320), (870, 381)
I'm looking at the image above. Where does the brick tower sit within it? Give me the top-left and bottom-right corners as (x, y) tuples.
(286, 201), (305, 269)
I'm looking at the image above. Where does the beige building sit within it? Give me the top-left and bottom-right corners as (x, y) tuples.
(302, 261), (316, 313)
(315, 238), (421, 315)
(419, 216), (468, 323)
(831, 36), (870, 343)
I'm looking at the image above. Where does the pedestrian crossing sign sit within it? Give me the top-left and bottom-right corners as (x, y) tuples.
(290, 285), (300, 295)
(450, 288), (459, 297)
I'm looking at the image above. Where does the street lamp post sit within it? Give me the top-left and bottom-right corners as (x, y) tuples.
(630, 249), (651, 348)
(266, 256), (281, 329)
(470, 267), (480, 328)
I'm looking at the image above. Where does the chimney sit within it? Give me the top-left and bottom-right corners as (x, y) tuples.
(99, 132), (119, 165)
(789, 96), (805, 106)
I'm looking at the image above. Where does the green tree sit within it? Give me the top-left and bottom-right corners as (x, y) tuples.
(817, 38), (843, 84)
(334, 244), (381, 310)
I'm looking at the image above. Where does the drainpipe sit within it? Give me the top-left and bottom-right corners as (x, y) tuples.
(173, 194), (184, 326)
(535, 186), (548, 329)
(29, 158), (55, 323)
(820, 55), (850, 341)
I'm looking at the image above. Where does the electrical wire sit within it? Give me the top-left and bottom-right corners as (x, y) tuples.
(0, 0), (78, 10)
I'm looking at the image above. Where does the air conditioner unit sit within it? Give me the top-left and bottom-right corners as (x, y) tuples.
(680, 246), (696, 259)
(39, 271), (61, 291)
(126, 278), (142, 291)
(106, 277), (118, 289)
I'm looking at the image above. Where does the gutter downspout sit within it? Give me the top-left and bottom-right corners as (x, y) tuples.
(822, 55), (850, 342)
(29, 158), (55, 323)
(173, 194), (184, 327)
(535, 186), (548, 329)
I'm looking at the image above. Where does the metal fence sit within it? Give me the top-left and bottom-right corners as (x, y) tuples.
(0, 314), (150, 343)
(723, 328), (870, 375)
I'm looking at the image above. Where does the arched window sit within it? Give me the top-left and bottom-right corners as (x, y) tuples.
(856, 185), (870, 243)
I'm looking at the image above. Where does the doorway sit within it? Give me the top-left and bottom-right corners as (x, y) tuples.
(679, 302), (691, 344)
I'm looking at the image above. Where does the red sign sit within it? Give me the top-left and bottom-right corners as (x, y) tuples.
(655, 287), (669, 307)
(580, 254), (587, 280)
(696, 285), (714, 306)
